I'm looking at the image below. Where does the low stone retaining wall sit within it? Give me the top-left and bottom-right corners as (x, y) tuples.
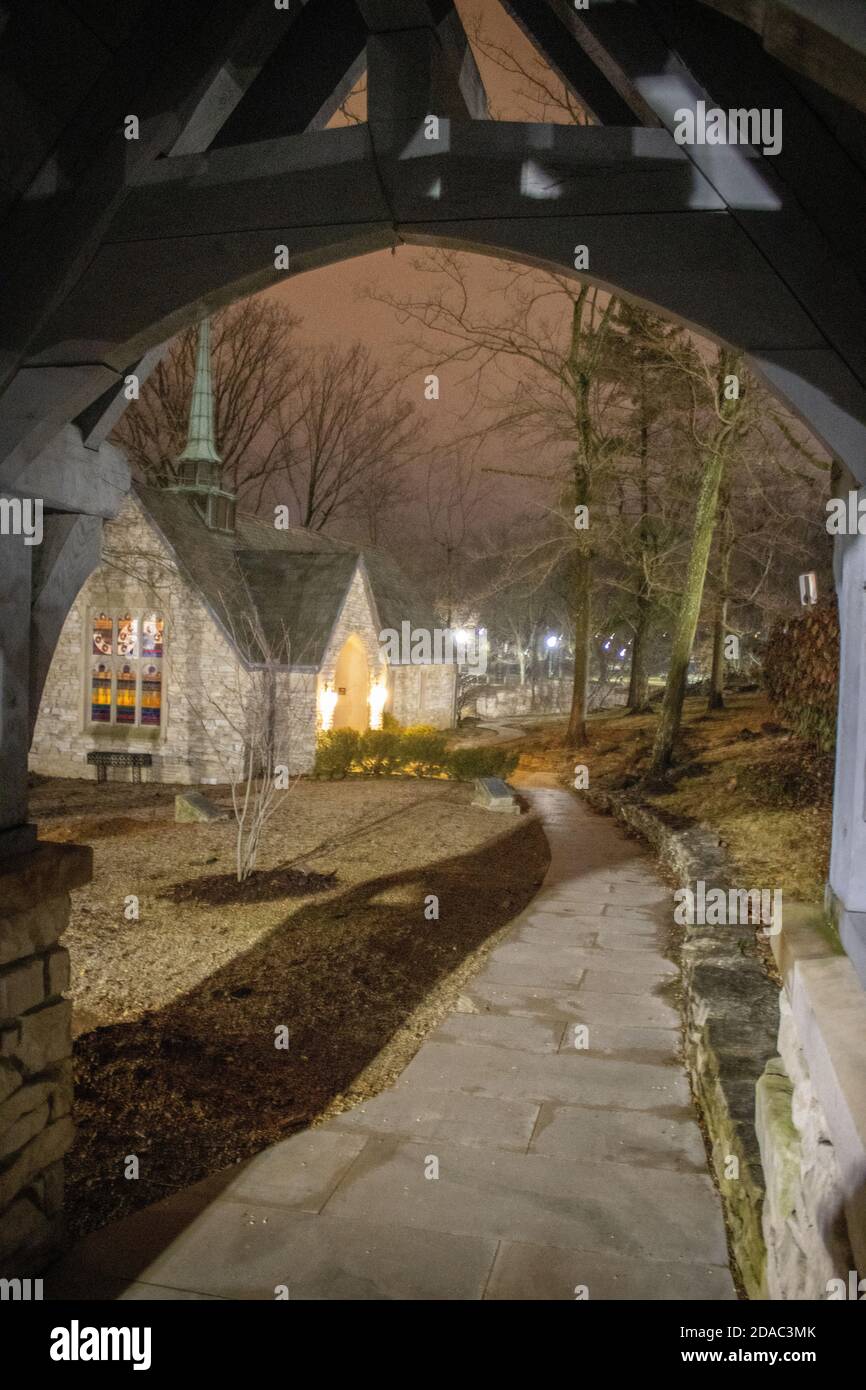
(585, 787), (778, 1298)
(0, 843), (90, 1273)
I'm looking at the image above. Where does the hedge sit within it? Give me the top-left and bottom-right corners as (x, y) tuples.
(313, 724), (518, 782)
(763, 601), (839, 753)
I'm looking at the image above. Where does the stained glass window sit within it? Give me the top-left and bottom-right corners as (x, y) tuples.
(92, 614), (112, 656)
(117, 615), (138, 658)
(141, 664), (162, 725)
(88, 612), (164, 728)
(91, 663), (111, 721)
(116, 664), (136, 723)
(142, 615), (164, 658)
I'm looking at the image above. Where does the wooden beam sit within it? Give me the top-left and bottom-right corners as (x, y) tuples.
(499, 0), (641, 125)
(0, 528), (32, 834)
(361, 1), (489, 122)
(75, 344), (169, 450)
(0, 365), (120, 476)
(0, 425), (129, 519)
(539, 0), (866, 391)
(699, 0), (866, 116)
(213, 0), (369, 145)
(0, 0), (295, 405)
(30, 512), (103, 731)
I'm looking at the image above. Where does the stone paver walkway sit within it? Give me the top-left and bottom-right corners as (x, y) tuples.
(49, 789), (735, 1301)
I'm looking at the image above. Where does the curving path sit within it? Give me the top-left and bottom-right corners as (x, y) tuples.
(49, 787), (735, 1301)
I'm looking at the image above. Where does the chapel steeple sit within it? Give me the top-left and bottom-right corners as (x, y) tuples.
(172, 317), (236, 533)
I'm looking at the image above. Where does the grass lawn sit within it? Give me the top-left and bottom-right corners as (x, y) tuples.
(29, 775), (549, 1243)
(515, 690), (833, 907)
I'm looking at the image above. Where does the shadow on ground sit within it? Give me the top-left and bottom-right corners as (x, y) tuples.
(65, 813), (549, 1245)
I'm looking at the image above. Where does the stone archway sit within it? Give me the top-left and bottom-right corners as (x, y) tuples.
(332, 634), (370, 732)
(5, 0), (866, 1278)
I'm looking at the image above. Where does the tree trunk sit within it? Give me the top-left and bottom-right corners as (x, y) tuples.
(707, 496), (733, 711)
(627, 363), (653, 714)
(565, 505), (591, 747)
(649, 352), (741, 775)
(707, 603), (727, 710)
(564, 298), (593, 750)
(627, 596), (651, 712)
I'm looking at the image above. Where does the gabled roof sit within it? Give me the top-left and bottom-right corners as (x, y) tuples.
(132, 481), (438, 669)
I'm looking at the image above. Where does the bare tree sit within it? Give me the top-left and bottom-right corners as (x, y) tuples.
(421, 452), (494, 625)
(649, 347), (746, 775)
(113, 298), (300, 497)
(186, 575), (302, 882)
(245, 342), (422, 532)
(368, 253), (632, 746)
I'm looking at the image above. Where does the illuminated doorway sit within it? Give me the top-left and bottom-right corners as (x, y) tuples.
(333, 634), (369, 731)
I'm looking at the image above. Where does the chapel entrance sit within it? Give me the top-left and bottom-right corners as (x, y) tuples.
(333, 634), (369, 731)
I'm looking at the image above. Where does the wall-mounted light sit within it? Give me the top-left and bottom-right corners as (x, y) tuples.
(319, 683), (338, 731)
(368, 677), (388, 730)
(799, 572), (818, 606)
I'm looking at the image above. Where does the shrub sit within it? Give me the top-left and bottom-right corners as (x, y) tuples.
(400, 724), (449, 777)
(314, 727), (360, 778)
(447, 745), (519, 782)
(314, 726), (519, 782)
(355, 727), (405, 776)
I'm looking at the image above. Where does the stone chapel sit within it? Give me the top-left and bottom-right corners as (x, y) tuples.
(29, 321), (456, 783)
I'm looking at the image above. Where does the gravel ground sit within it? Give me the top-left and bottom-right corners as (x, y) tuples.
(30, 774), (549, 1243)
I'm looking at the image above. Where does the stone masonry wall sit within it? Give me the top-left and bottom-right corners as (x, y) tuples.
(391, 662), (456, 728)
(0, 844), (91, 1273)
(30, 496), (314, 782)
(757, 989), (856, 1299)
(30, 501), (455, 782)
(318, 561), (456, 730)
(318, 563), (384, 695)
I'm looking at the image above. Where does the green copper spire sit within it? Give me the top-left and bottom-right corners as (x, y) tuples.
(179, 317), (221, 465)
(172, 316), (235, 533)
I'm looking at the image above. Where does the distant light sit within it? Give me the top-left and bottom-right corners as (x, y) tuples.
(603, 641), (611, 650)
(454, 628), (471, 645)
(546, 634), (558, 648)
(619, 648), (626, 658)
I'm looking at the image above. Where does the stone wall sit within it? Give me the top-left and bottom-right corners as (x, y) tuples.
(319, 564), (385, 694)
(320, 561), (456, 731)
(30, 501), (455, 781)
(31, 498), (322, 781)
(0, 843), (90, 1273)
(30, 494), (258, 783)
(756, 908), (866, 1299)
(391, 662), (456, 728)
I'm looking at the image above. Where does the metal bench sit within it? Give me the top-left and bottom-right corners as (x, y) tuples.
(86, 750), (153, 784)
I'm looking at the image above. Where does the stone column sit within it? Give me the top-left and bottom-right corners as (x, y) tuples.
(828, 513), (866, 987)
(0, 525), (35, 857)
(0, 842), (91, 1273)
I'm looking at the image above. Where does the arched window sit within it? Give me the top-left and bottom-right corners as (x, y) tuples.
(88, 612), (165, 728)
